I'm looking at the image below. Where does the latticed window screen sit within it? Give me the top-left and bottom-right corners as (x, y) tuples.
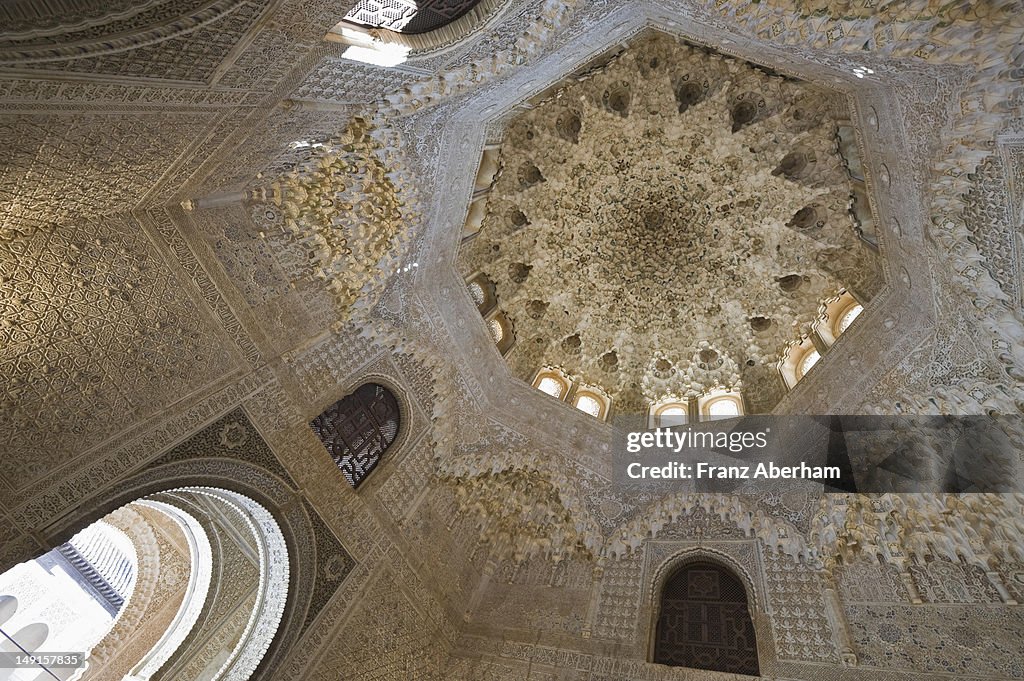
(344, 0), (485, 34)
(653, 562), (760, 676)
(310, 384), (400, 488)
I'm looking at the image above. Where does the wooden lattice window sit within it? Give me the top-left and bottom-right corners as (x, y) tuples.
(653, 561), (760, 676)
(310, 384), (401, 488)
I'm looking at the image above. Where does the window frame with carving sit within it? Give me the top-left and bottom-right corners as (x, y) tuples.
(649, 399), (692, 429)
(532, 368), (570, 401)
(309, 383), (403, 489)
(697, 389), (745, 421)
(572, 387), (610, 421)
(651, 559), (761, 676)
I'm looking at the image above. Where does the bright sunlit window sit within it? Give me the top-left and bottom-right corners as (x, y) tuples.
(575, 394), (602, 417)
(698, 390), (744, 420)
(651, 401), (689, 428)
(707, 399), (740, 418)
(0, 520), (137, 681)
(339, 28), (410, 67)
(659, 406), (687, 423)
(837, 304), (863, 334)
(798, 349), (821, 378)
(538, 377), (564, 398)
(488, 319), (504, 343)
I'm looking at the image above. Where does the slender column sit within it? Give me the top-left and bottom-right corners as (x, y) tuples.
(580, 565), (605, 639)
(985, 570), (1018, 604)
(898, 569), (924, 604)
(821, 565), (857, 667)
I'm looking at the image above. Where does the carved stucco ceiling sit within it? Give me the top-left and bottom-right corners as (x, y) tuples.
(460, 31), (882, 414)
(1, 1), (1023, 675)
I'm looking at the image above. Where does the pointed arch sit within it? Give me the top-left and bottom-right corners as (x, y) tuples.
(650, 553), (760, 675)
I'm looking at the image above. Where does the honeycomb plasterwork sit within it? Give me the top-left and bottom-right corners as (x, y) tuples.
(264, 2), (1015, 675)
(460, 31), (881, 413)
(248, 117), (420, 321)
(399, 0), (1024, 419)
(364, 0), (1024, 659)
(962, 154), (1023, 312)
(410, 8), (907, 470)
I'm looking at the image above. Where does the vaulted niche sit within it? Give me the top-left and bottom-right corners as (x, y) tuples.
(0, 488), (288, 681)
(653, 561), (760, 676)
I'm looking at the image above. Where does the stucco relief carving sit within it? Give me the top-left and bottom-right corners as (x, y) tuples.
(0, 114), (212, 240)
(1, 0), (1023, 680)
(0, 0), (269, 80)
(247, 117), (419, 321)
(85, 505), (182, 681)
(0, 212), (237, 484)
(460, 31), (880, 414)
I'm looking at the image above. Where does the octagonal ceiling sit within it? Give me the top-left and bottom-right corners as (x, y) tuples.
(458, 30), (883, 416)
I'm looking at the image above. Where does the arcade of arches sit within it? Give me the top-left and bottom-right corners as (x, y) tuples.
(1, 1), (1024, 680)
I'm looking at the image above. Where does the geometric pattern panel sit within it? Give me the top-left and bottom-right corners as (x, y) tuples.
(762, 550), (837, 662)
(0, 214), (233, 488)
(0, 113), (211, 239)
(344, 0), (485, 34)
(310, 383), (400, 488)
(847, 604), (1024, 678)
(653, 561), (760, 676)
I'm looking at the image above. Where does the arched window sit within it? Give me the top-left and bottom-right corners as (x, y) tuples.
(779, 336), (821, 390)
(0, 488), (287, 681)
(836, 304), (863, 335)
(533, 368), (570, 400)
(468, 281), (486, 307)
(707, 398), (741, 418)
(310, 384), (401, 488)
(653, 561), (759, 676)
(798, 348), (821, 379)
(575, 394), (602, 418)
(660, 406), (688, 420)
(537, 376), (566, 398)
(812, 290), (862, 348)
(0, 521), (136, 676)
(650, 401), (690, 428)
(488, 318), (504, 343)
(698, 390), (744, 421)
(572, 384), (611, 420)
(484, 310), (516, 356)
(465, 273), (497, 315)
